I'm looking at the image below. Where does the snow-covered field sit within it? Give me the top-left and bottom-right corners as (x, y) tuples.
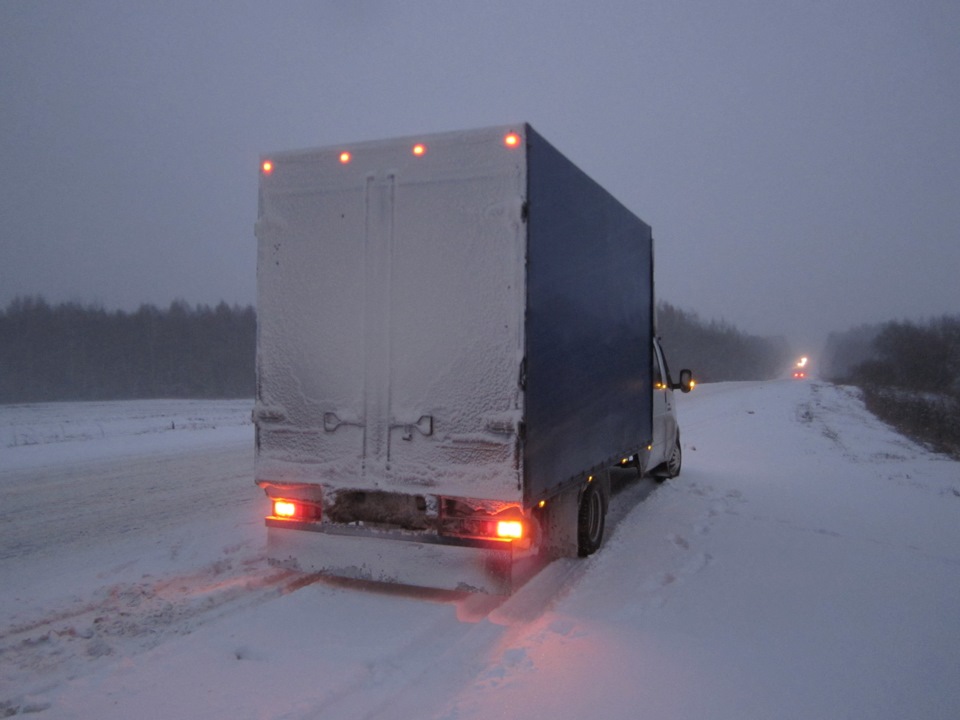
(2, 382), (959, 719)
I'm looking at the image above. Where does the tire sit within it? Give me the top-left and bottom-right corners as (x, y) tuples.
(657, 436), (682, 481)
(577, 481), (606, 557)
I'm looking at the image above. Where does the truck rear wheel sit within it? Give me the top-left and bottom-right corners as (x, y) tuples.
(577, 482), (606, 556)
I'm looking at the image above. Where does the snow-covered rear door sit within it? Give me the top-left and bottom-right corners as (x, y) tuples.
(256, 126), (528, 501)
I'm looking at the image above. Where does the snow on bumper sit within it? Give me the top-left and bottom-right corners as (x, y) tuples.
(264, 520), (522, 594)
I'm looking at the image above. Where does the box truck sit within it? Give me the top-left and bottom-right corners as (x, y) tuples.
(254, 124), (692, 594)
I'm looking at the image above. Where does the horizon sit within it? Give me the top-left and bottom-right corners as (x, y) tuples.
(2, 2), (958, 357)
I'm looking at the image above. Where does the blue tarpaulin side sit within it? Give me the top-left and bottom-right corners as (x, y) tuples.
(523, 124), (654, 503)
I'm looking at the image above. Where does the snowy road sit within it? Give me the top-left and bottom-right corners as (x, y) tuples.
(2, 383), (959, 719)
(1, 444), (255, 561)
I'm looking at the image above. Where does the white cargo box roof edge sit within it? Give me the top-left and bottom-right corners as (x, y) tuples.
(260, 122), (528, 165)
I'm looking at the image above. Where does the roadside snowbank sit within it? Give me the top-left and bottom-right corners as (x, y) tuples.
(0, 399), (252, 471)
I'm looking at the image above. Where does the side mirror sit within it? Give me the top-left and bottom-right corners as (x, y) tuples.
(672, 369), (694, 393)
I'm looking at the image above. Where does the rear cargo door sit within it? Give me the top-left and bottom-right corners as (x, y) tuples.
(255, 161), (369, 490)
(256, 127), (529, 501)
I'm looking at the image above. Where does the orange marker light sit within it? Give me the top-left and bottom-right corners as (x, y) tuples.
(504, 132), (520, 148)
(261, 160), (274, 175)
(339, 151), (352, 164)
(497, 520), (524, 540)
(412, 143), (427, 156)
(274, 500), (297, 518)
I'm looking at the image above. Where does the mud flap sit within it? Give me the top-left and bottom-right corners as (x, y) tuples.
(537, 472), (611, 559)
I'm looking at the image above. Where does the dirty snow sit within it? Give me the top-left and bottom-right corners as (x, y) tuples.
(2, 382), (959, 719)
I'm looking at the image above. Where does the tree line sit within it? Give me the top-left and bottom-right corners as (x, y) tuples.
(0, 296), (790, 405)
(0, 297), (256, 403)
(657, 302), (793, 382)
(824, 316), (960, 458)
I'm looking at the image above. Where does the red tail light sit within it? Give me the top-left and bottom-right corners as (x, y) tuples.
(273, 500), (296, 517)
(496, 520), (524, 540)
(271, 499), (320, 521)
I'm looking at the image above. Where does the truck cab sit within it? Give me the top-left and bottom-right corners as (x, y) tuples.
(647, 337), (692, 478)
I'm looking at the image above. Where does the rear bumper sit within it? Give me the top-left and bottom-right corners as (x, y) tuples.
(264, 520), (525, 594)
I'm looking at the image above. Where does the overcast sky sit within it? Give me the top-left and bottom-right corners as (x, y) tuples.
(2, 1), (958, 354)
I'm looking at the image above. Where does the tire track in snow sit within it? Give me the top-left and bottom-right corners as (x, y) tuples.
(0, 554), (321, 711)
(0, 433), (276, 712)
